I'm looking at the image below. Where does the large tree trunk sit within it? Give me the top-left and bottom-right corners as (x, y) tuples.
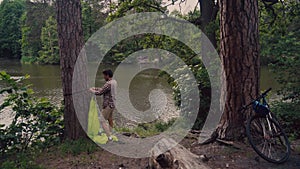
(56, 0), (87, 140)
(216, 0), (260, 140)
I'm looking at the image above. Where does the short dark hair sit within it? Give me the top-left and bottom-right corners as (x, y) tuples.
(102, 69), (113, 78)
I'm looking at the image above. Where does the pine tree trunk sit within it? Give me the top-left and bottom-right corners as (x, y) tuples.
(216, 0), (260, 140)
(56, 0), (87, 140)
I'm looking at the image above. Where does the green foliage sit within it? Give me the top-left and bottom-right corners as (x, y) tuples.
(260, 1), (300, 138)
(38, 16), (59, 64)
(58, 138), (99, 156)
(0, 71), (63, 157)
(272, 101), (300, 140)
(0, 152), (43, 169)
(107, 0), (166, 22)
(261, 1), (300, 102)
(259, 1), (300, 66)
(116, 119), (176, 138)
(20, 1), (54, 63)
(82, 0), (107, 41)
(20, 12), (36, 63)
(0, 0), (25, 58)
(102, 0), (167, 64)
(20, 0), (107, 64)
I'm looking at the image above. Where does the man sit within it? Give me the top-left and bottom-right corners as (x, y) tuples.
(90, 69), (117, 141)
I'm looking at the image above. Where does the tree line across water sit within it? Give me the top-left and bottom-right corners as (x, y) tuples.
(0, 0), (298, 66)
(0, 0), (106, 64)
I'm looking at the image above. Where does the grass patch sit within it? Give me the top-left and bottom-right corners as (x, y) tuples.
(116, 119), (176, 138)
(0, 152), (43, 169)
(0, 138), (100, 169)
(57, 138), (100, 156)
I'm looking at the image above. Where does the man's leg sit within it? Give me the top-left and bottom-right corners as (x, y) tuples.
(108, 108), (114, 132)
(108, 116), (113, 133)
(101, 108), (111, 137)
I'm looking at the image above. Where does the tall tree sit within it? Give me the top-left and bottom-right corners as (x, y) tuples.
(82, 0), (107, 41)
(38, 16), (59, 64)
(216, 0), (260, 140)
(20, 0), (53, 63)
(0, 0), (25, 58)
(56, 0), (87, 139)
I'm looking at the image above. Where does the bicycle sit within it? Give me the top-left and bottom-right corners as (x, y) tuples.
(240, 88), (291, 164)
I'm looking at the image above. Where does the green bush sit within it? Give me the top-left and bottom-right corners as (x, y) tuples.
(0, 71), (63, 157)
(272, 101), (300, 140)
(20, 56), (37, 64)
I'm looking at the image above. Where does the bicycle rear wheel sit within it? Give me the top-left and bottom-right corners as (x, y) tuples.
(246, 115), (291, 163)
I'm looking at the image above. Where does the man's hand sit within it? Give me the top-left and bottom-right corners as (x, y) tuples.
(90, 87), (103, 94)
(89, 87), (96, 93)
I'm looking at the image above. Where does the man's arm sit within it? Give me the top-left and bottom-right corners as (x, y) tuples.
(94, 82), (111, 95)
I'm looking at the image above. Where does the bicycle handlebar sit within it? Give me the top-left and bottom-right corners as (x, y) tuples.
(239, 88), (272, 111)
(261, 87), (272, 97)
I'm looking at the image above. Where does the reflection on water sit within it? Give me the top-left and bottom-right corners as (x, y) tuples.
(0, 58), (280, 102)
(0, 58), (281, 126)
(0, 58), (62, 104)
(0, 58), (178, 126)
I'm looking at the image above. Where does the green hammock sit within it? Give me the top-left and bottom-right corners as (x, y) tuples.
(87, 96), (118, 144)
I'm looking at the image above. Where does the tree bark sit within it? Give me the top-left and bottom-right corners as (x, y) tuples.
(216, 0), (260, 140)
(56, 0), (87, 140)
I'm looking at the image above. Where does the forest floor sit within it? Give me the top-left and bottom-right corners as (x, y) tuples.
(35, 133), (300, 169)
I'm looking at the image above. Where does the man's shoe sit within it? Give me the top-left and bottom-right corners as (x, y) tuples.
(98, 130), (104, 135)
(107, 136), (113, 142)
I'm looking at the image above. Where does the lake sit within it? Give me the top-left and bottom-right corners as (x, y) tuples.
(0, 58), (179, 126)
(0, 58), (280, 126)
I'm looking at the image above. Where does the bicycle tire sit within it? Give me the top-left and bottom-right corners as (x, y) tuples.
(246, 115), (291, 164)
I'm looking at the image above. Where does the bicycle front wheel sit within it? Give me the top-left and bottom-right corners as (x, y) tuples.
(246, 115), (291, 164)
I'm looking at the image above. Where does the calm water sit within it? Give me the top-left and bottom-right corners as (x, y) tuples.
(0, 58), (62, 103)
(0, 58), (280, 102)
(0, 58), (280, 125)
(0, 58), (175, 102)
(0, 58), (178, 126)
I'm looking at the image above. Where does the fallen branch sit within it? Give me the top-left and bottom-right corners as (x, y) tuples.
(149, 138), (210, 169)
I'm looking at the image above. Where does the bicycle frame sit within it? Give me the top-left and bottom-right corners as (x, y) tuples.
(244, 88), (291, 163)
(260, 96), (279, 138)
(242, 88), (274, 115)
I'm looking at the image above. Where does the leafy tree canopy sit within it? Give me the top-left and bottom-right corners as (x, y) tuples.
(0, 0), (25, 58)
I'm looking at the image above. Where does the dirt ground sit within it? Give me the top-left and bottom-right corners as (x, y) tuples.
(186, 139), (300, 169)
(36, 136), (300, 169)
